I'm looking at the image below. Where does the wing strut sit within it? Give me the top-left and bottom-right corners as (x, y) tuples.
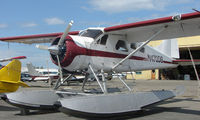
(112, 25), (168, 70)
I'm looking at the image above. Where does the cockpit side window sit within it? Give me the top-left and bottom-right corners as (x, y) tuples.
(97, 34), (108, 45)
(80, 29), (103, 39)
(0, 64), (2, 69)
(115, 40), (128, 52)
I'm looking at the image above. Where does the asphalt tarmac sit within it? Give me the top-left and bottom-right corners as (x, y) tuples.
(0, 79), (200, 120)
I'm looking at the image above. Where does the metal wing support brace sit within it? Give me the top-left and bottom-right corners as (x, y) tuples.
(111, 25), (168, 91)
(112, 25), (168, 70)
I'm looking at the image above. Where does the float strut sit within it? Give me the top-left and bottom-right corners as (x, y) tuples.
(89, 64), (105, 93)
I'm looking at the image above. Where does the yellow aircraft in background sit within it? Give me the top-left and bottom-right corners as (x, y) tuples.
(0, 58), (28, 93)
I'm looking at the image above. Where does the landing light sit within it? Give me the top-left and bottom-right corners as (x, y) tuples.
(172, 14), (181, 21)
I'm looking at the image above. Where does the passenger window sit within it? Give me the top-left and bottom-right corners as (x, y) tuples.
(130, 43), (145, 53)
(97, 35), (108, 45)
(140, 47), (145, 53)
(115, 40), (128, 52)
(130, 43), (136, 49)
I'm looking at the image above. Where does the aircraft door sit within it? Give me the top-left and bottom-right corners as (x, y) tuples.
(91, 34), (109, 71)
(113, 38), (131, 72)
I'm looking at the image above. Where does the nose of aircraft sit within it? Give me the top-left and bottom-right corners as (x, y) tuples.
(50, 35), (74, 66)
(36, 20), (74, 58)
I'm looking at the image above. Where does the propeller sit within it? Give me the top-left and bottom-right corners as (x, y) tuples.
(36, 20), (74, 89)
(36, 45), (60, 55)
(35, 44), (48, 50)
(58, 20), (73, 46)
(36, 20), (74, 55)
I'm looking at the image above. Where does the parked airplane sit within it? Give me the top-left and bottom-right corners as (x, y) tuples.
(0, 56), (28, 93)
(26, 62), (58, 82)
(1, 11), (200, 116)
(26, 62), (84, 85)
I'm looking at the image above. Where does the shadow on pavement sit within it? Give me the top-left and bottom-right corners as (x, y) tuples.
(0, 105), (19, 111)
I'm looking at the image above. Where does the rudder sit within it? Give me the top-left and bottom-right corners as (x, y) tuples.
(155, 39), (180, 59)
(0, 60), (28, 93)
(0, 59), (21, 82)
(26, 62), (42, 76)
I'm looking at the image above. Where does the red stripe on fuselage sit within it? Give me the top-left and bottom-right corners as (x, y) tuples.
(58, 36), (173, 67)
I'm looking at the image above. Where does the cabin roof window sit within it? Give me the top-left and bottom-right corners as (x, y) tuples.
(80, 29), (103, 39)
(116, 40), (128, 52)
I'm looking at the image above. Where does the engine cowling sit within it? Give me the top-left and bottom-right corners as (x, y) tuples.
(50, 35), (88, 72)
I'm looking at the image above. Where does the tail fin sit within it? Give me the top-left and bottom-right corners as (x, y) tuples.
(26, 62), (42, 76)
(0, 60), (28, 93)
(155, 39), (180, 59)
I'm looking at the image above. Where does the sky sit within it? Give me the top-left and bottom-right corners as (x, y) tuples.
(0, 0), (199, 68)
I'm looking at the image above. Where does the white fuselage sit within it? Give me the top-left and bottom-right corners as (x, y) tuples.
(61, 33), (177, 73)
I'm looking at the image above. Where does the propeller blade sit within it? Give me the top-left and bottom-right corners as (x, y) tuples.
(56, 55), (64, 83)
(36, 45), (60, 55)
(36, 44), (49, 50)
(58, 20), (74, 46)
(53, 55), (64, 90)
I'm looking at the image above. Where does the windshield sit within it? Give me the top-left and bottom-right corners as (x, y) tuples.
(80, 29), (103, 39)
(0, 64), (3, 69)
(43, 71), (58, 75)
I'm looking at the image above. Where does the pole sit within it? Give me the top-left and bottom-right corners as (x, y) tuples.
(188, 47), (200, 98)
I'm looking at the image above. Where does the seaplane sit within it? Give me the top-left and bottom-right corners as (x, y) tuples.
(0, 56), (28, 93)
(0, 11), (200, 117)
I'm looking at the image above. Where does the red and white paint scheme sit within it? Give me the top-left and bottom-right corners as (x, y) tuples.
(2, 12), (200, 116)
(1, 12), (200, 89)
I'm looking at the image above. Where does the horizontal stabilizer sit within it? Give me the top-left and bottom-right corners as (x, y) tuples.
(173, 59), (200, 66)
(0, 79), (28, 87)
(18, 81), (29, 87)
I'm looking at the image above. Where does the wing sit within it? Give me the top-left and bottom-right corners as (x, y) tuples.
(0, 31), (79, 44)
(104, 12), (200, 42)
(0, 56), (26, 62)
